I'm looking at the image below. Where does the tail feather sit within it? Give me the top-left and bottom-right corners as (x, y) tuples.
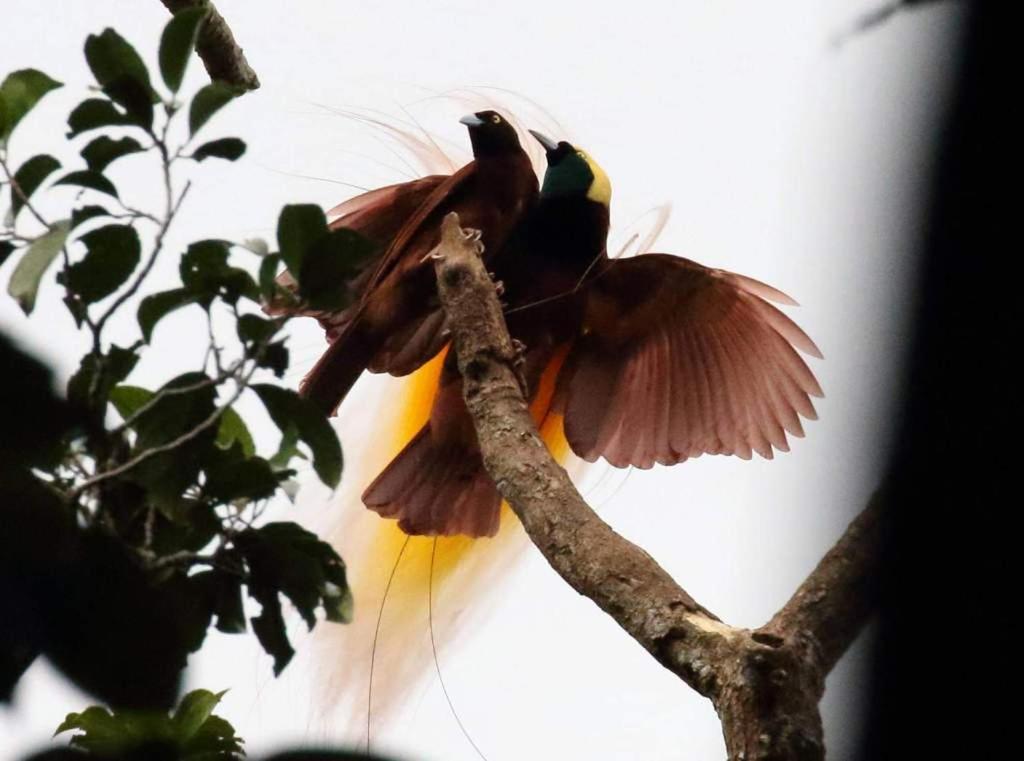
(363, 427), (501, 537)
(300, 321), (381, 416)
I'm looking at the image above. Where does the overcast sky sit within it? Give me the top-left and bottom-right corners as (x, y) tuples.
(1, 2), (963, 760)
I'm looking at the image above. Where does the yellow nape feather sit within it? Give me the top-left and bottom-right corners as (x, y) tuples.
(580, 150), (612, 207)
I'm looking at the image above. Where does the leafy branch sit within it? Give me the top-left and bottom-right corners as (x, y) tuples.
(1, 11), (371, 719)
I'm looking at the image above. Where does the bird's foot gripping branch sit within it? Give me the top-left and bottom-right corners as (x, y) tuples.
(431, 211), (885, 761)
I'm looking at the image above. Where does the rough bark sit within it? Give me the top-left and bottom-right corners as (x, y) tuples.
(432, 212), (885, 760)
(159, 0), (260, 91)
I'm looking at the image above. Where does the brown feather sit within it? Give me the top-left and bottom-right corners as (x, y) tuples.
(559, 253), (822, 467)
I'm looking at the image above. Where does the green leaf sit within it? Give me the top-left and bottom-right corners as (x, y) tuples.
(276, 204), (326, 280)
(11, 154), (60, 221)
(7, 220), (70, 314)
(132, 373), (214, 447)
(216, 406), (255, 457)
(179, 239), (228, 292)
(324, 578), (355, 625)
(159, 6), (208, 93)
(238, 522), (352, 633)
(180, 240), (258, 306)
(67, 98), (132, 137)
(84, 28), (152, 95)
(251, 384), (342, 487)
(103, 76), (154, 130)
(70, 204), (110, 229)
(257, 340), (289, 378)
(0, 69), (62, 143)
(231, 520), (356, 674)
(138, 287), (199, 343)
(80, 135), (143, 172)
(269, 424), (302, 471)
(65, 224), (140, 303)
(236, 313), (277, 345)
(145, 497), (221, 553)
(54, 170), (119, 200)
(205, 456), (281, 502)
(67, 345), (139, 411)
(192, 569), (247, 635)
(189, 83), (235, 136)
(109, 384), (154, 421)
(299, 227), (376, 310)
(258, 253), (283, 301)
(272, 206), (375, 310)
(0, 241), (16, 266)
(249, 588), (293, 676)
(53, 690), (243, 759)
(54, 706), (119, 743)
(129, 372), (218, 508)
(82, 28), (156, 128)
(172, 688), (225, 742)
(181, 713), (244, 758)
(214, 576), (247, 635)
(192, 137), (246, 162)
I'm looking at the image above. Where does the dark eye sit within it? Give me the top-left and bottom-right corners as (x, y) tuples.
(491, 114), (501, 123)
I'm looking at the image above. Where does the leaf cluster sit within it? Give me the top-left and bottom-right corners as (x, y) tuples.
(1, 9), (374, 732)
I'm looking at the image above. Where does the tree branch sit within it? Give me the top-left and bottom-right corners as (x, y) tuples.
(431, 214), (735, 692)
(764, 490), (885, 674)
(431, 212), (885, 760)
(831, 0), (957, 47)
(159, 1), (260, 91)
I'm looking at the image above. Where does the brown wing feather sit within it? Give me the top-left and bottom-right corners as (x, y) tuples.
(264, 174), (448, 323)
(559, 254), (823, 468)
(326, 175), (448, 234)
(362, 374), (501, 537)
(359, 163), (477, 296)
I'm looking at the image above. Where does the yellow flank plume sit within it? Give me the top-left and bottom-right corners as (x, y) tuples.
(312, 344), (571, 738)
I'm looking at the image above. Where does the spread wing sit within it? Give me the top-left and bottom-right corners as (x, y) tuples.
(359, 162), (478, 295)
(557, 253), (823, 468)
(266, 174), (449, 320)
(326, 175), (449, 236)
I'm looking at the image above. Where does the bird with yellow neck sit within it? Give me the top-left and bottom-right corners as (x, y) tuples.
(284, 117), (822, 738)
(364, 129), (821, 536)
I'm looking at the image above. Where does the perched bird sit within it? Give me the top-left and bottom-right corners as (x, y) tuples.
(361, 133), (611, 536)
(288, 110), (539, 415)
(363, 131), (822, 536)
(286, 112), (821, 736)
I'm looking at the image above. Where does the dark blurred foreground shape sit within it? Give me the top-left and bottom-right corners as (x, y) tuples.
(860, 2), (1013, 759)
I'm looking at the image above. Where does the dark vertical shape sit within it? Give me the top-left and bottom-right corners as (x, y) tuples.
(861, 4), (1013, 758)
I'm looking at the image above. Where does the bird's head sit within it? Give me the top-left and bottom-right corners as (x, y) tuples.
(529, 130), (611, 208)
(459, 110), (522, 156)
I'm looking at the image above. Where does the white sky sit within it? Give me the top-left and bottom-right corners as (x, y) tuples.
(1, 1), (963, 760)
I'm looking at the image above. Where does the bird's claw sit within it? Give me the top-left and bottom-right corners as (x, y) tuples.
(511, 338), (527, 364)
(420, 246), (445, 263)
(510, 339), (529, 395)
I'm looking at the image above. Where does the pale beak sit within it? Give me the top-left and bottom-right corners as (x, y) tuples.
(528, 129), (559, 152)
(459, 113), (485, 128)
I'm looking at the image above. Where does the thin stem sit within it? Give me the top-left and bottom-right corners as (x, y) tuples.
(70, 362), (257, 499)
(91, 181), (191, 350)
(109, 358), (243, 436)
(0, 152), (53, 231)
